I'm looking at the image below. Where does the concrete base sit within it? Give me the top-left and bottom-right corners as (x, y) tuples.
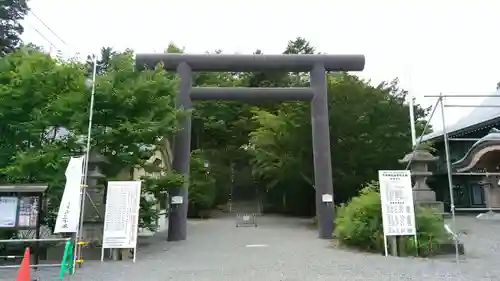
(413, 188), (439, 202)
(413, 187), (445, 214)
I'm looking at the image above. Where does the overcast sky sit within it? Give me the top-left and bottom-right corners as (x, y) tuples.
(21, 0), (500, 130)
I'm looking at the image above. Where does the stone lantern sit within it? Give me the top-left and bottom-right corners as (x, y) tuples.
(399, 148), (444, 213)
(81, 151), (108, 245)
(400, 148), (465, 255)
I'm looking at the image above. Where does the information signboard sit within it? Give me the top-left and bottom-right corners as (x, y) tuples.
(101, 181), (141, 262)
(17, 197), (39, 228)
(378, 170), (416, 236)
(0, 197), (19, 227)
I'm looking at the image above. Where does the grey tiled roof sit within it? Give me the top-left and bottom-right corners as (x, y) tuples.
(421, 91), (500, 142)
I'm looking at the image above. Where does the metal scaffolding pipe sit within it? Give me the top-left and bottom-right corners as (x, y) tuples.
(405, 97), (441, 170)
(425, 94), (500, 98)
(0, 238), (70, 243)
(448, 138), (481, 142)
(0, 263), (63, 269)
(190, 87), (314, 101)
(452, 172), (500, 176)
(444, 105), (500, 108)
(136, 53), (365, 72)
(455, 207), (500, 211)
(439, 95), (460, 264)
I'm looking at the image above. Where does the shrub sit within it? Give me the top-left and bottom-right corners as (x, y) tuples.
(187, 150), (217, 218)
(334, 181), (448, 256)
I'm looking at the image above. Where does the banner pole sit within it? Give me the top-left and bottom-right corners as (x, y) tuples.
(73, 54), (98, 272)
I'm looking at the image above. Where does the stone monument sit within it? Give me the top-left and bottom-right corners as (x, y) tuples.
(399, 148), (444, 213)
(80, 151), (108, 243)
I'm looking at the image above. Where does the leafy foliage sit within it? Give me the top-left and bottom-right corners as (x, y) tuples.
(140, 173), (184, 230)
(0, 36), (436, 235)
(77, 49), (185, 230)
(0, 46), (88, 225)
(249, 73), (430, 203)
(72, 50), (184, 177)
(0, 0), (29, 55)
(334, 181), (448, 256)
(187, 150), (217, 217)
(0, 46), (184, 230)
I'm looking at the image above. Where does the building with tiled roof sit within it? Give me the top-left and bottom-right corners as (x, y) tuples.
(423, 91), (500, 211)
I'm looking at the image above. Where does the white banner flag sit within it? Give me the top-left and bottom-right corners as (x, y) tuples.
(54, 156), (85, 233)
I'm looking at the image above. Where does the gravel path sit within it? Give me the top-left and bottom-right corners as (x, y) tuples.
(2, 215), (500, 280)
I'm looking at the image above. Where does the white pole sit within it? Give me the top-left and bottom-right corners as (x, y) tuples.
(439, 93), (460, 265)
(100, 245), (105, 262)
(73, 54), (98, 272)
(383, 234), (389, 257)
(407, 68), (417, 147)
(409, 95), (417, 147)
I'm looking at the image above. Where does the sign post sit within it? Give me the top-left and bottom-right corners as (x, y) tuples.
(101, 181), (141, 263)
(378, 170), (417, 256)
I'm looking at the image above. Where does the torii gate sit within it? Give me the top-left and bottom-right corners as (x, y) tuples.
(135, 53), (365, 241)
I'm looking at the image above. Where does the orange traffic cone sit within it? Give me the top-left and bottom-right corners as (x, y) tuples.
(15, 247), (31, 281)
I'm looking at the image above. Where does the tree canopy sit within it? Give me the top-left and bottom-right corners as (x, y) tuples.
(0, 0), (29, 55)
(249, 75), (428, 203)
(0, 37), (430, 228)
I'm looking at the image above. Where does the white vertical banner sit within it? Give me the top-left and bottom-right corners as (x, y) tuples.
(378, 170), (417, 256)
(54, 156), (85, 233)
(101, 181), (141, 263)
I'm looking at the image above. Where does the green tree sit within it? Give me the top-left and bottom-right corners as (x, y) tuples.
(0, 0), (29, 55)
(0, 46), (184, 230)
(187, 150), (217, 217)
(73, 50), (183, 178)
(0, 46), (88, 225)
(73, 50), (185, 230)
(84, 46), (117, 76)
(249, 74), (429, 204)
(241, 37), (314, 89)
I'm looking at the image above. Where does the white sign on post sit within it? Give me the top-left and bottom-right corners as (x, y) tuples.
(54, 156), (85, 233)
(378, 170), (417, 256)
(101, 181), (141, 263)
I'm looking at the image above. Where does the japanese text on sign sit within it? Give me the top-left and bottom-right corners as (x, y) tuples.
(102, 181), (141, 249)
(378, 170), (416, 236)
(0, 197), (18, 228)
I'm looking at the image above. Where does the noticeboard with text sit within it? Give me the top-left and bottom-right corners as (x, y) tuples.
(102, 181), (141, 249)
(378, 170), (416, 236)
(0, 196), (39, 228)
